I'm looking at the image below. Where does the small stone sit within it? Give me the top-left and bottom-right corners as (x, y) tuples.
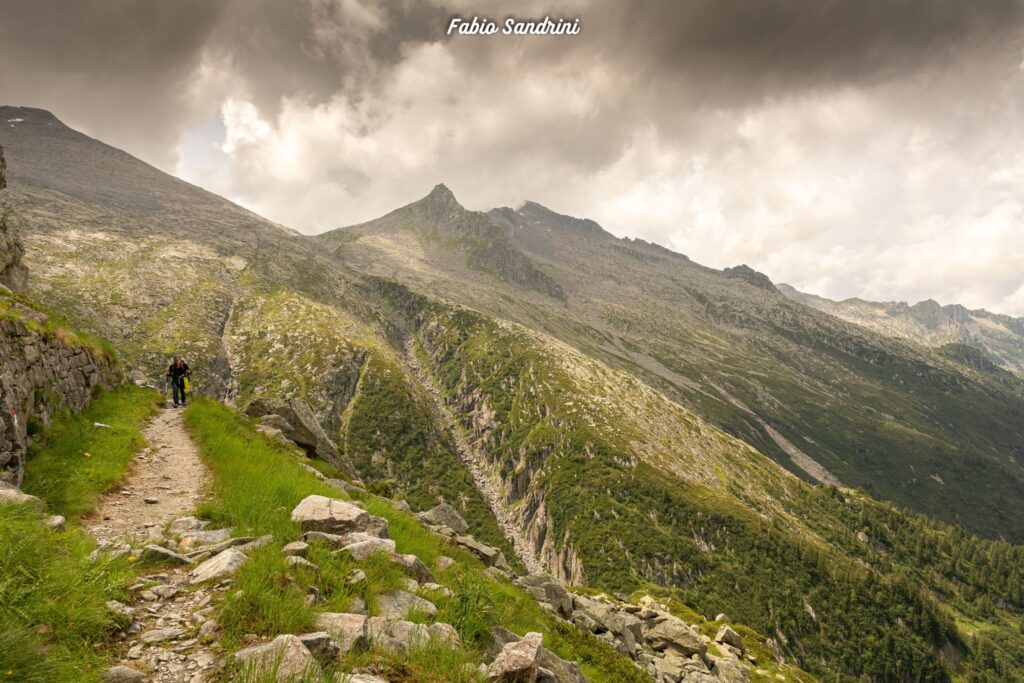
(140, 626), (187, 644)
(106, 600), (134, 619)
(190, 548), (248, 584)
(101, 664), (147, 682)
(418, 502), (469, 533)
(436, 555), (456, 571)
(143, 497), (159, 504)
(169, 517), (209, 534)
(290, 495), (369, 534)
(347, 568), (367, 585)
(286, 555), (320, 572)
(389, 552), (435, 583)
(126, 644), (145, 659)
(282, 540), (309, 557)
(141, 544), (194, 565)
(44, 515), (66, 531)
(198, 619), (219, 643)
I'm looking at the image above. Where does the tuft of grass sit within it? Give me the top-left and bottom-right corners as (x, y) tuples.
(0, 502), (134, 683)
(21, 384), (160, 520)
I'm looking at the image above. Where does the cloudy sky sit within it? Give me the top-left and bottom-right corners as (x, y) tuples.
(2, 0), (1023, 315)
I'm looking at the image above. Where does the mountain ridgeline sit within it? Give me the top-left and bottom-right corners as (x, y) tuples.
(3, 105), (1024, 680)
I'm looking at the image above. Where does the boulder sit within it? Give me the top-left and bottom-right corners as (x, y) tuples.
(715, 624), (743, 650)
(376, 590), (438, 620)
(489, 631), (543, 682)
(418, 502), (469, 533)
(643, 616), (707, 657)
(44, 514), (66, 531)
(296, 631), (340, 659)
(711, 657), (751, 683)
(233, 634), (319, 681)
(282, 540), (309, 557)
(0, 481), (40, 506)
(454, 534), (509, 568)
(291, 495), (370, 534)
(341, 537), (396, 560)
(178, 528), (232, 548)
(101, 665), (147, 683)
(189, 548), (248, 584)
(389, 552), (436, 583)
(520, 572), (573, 618)
(366, 617), (459, 653)
(243, 397), (358, 478)
(314, 612), (368, 654)
(487, 627), (586, 683)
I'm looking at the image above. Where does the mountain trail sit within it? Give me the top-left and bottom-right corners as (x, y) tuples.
(404, 339), (544, 574)
(85, 407), (221, 683)
(84, 407), (209, 544)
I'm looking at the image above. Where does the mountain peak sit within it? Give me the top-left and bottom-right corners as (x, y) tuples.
(723, 264), (777, 292)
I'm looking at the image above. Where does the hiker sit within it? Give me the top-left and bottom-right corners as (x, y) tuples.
(166, 355), (192, 407)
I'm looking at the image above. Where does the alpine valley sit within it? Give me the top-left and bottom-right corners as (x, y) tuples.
(2, 105), (1024, 682)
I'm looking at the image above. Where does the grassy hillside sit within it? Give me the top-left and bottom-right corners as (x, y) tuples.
(381, 283), (1024, 680)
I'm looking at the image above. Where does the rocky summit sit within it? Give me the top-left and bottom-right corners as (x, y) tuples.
(1, 106), (1023, 682)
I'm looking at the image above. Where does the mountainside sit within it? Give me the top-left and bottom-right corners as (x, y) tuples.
(321, 195), (1024, 545)
(3, 106), (1024, 680)
(778, 283), (1024, 377)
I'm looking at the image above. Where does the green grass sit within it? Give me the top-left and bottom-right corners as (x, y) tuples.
(0, 498), (135, 683)
(183, 397), (644, 682)
(0, 291), (119, 364)
(21, 384), (161, 519)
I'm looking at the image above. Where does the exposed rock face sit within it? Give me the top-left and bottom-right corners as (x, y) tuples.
(722, 264), (777, 292)
(0, 314), (119, 485)
(244, 396), (358, 479)
(0, 143), (28, 291)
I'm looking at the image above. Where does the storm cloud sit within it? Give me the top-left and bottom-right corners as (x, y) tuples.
(1, 0), (1023, 313)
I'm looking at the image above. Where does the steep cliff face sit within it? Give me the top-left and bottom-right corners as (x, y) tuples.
(0, 304), (119, 485)
(0, 144), (28, 291)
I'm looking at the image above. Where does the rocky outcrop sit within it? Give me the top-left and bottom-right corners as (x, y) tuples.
(722, 265), (776, 293)
(523, 581), (757, 683)
(0, 144), (27, 291)
(244, 396), (358, 479)
(0, 313), (119, 485)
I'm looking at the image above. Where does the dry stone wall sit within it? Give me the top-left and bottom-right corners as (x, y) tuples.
(0, 314), (120, 485)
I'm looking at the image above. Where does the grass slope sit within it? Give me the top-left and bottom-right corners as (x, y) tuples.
(1, 385), (159, 682)
(183, 397), (647, 682)
(22, 385), (161, 519)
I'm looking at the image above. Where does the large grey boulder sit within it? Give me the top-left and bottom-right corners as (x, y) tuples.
(244, 397), (358, 479)
(389, 552), (436, 583)
(520, 572), (573, 618)
(715, 624), (743, 650)
(418, 502), (469, 533)
(341, 537), (396, 560)
(291, 495), (369, 534)
(101, 665), (146, 683)
(233, 634), (319, 681)
(488, 631), (544, 682)
(454, 534), (510, 569)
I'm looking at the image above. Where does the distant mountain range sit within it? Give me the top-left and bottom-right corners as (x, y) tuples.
(778, 284), (1024, 377)
(3, 104), (1024, 680)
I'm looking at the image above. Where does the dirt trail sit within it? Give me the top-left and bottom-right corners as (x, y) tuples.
(404, 339), (544, 574)
(84, 407), (209, 544)
(85, 407), (224, 683)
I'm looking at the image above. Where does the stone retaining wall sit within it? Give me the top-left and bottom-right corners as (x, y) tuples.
(0, 314), (120, 485)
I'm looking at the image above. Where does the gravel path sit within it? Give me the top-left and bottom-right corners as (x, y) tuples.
(85, 407), (222, 683)
(405, 339), (544, 574)
(84, 407), (209, 545)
